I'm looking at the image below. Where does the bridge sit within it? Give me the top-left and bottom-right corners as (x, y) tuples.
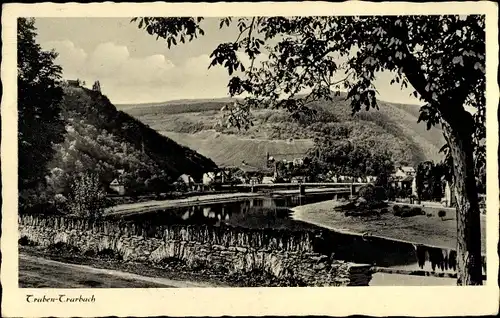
(222, 182), (368, 196)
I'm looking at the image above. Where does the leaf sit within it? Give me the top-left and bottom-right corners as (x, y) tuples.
(452, 56), (463, 65)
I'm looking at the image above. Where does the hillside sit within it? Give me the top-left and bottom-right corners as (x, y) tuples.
(162, 131), (314, 168)
(120, 94), (446, 169)
(45, 86), (217, 196)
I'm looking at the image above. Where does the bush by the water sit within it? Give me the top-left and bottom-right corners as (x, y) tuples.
(358, 184), (387, 202)
(410, 207), (425, 215)
(392, 205), (401, 216)
(438, 210), (447, 220)
(336, 184), (389, 217)
(392, 205), (425, 218)
(337, 199), (387, 217)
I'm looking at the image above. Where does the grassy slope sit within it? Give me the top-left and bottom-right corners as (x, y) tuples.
(162, 130), (314, 168)
(120, 95), (445, 169)
(51, 87), (217, 183)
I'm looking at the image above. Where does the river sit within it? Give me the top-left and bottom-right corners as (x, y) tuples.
(106, 193), (459, 285)
(109, 193), (336, 230)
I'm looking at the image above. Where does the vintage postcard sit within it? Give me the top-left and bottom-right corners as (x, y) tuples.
(1, 2), (499, 317)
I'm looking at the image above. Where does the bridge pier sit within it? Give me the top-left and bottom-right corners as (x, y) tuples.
(299, 184), (305, 196)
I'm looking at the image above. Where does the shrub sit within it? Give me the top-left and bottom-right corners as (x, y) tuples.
(67, 172), (108, 219)
(410, 207), (424, 215)
(19, 236), (38, 246)
(393, 205), (423, 218)
(392, 205), (401, 216)
(380, 208), (389, 214)
(438, 210), (447, 220)
(373, 186), (388, 201)
(358, 184), (387, 203)
(158, 257), (186, 269)
(96, 248), (123, 260)
(358, 184), (376, 202)
(46, 242), (81, 254)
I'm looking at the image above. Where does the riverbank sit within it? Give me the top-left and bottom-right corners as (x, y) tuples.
(291, 200), (486, 253)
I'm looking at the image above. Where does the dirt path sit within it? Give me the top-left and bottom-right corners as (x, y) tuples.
(19, 254), (220, 288)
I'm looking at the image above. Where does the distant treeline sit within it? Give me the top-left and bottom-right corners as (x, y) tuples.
(125, 101), (231, 117)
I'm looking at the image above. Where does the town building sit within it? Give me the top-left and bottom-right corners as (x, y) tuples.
(262, 176), (275, 184)
(177, 174), (194, 185)
(291, 176), (307, 183)
(109, 179), (125, 195)
(393, 166), (416, 179)
(66, 79), (81, 87)
(293, 158), (304, 166)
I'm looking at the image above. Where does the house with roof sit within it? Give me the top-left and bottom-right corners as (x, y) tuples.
(262, 176), (275, 184)
(291, 176), (307, 183)
(293, 158), (304, 166)
(109, 178), (125, 195)
(393, 166), (416, 179)
(66, 79), (81, 87)
(177, 174), (195, 185)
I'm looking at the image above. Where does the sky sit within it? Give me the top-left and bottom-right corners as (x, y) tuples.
(35, 17), (422, 106)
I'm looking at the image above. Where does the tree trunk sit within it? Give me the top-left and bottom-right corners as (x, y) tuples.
(442, 117), (483, 286)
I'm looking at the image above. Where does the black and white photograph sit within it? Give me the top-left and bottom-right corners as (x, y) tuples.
(1, 2), (499, 317)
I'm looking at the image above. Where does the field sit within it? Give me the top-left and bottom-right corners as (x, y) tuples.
(120, 94), (446, 169)
(161, 130), (314, 168)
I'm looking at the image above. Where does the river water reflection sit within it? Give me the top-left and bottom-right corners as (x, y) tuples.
(108, 193), (468, 277)
(114, 193), (336, 231)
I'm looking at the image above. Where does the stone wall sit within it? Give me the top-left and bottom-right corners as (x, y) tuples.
(19, 214), (373, 286)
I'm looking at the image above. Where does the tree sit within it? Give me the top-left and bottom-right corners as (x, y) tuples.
(416, 161), (446, 202)
(133, 15), (485, 285)
(416, 161), (434, 201)
(306, 139), (394, 178)
(374, 170), (390, 188)
(18, 18), (66, 210)
(67, 172), (108, 219)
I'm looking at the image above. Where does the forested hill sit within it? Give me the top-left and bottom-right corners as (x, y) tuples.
(119, 93), (446, 168)
(45, 86), (217, 195)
